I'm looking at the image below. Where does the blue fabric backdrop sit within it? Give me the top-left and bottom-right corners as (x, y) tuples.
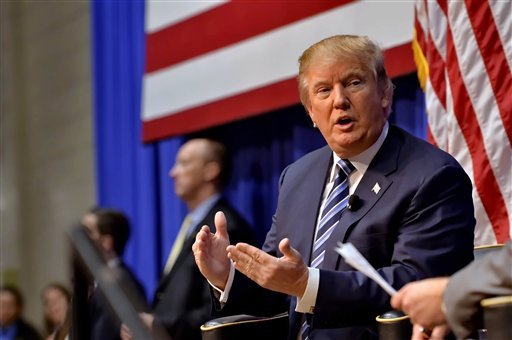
(91, 0), (425, 301)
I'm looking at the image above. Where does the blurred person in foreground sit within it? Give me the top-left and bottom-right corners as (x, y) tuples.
(192, 35), (475, 339)
(121, 138), (255, 340)
(392, 241), (512, 340)
(40, 283), (70, 340)
(81, 207), (148, 340)
(0, 285), (41, 340)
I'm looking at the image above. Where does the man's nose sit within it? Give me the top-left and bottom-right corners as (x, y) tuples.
(333, 85), (350, 110)
(169, 166), (176, 178)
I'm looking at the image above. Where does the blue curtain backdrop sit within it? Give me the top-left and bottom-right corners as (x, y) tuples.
(91, 0), (425, 301)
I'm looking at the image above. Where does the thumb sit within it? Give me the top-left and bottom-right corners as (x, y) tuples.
(214, 211), (229, 238)
(278, 238), (300, 259)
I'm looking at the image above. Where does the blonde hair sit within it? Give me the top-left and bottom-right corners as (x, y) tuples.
(298, 35), (394, 113)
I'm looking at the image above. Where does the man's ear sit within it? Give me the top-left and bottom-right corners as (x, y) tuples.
(305, 106), (315, 125)
(204, 162), (221, 182)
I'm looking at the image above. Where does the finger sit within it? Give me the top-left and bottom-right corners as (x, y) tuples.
(229, 244), (272, 270)
(278, 238), (300, 259)
(120, 324), (132, 340)
(195, 225), (211, 241)
(214, 211), (228, 238)
(390, 291), (402, 310)
(233, 243), (272, 264)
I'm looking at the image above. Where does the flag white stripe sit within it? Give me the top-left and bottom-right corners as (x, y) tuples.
(488, 0), (512, 73)
(143, 0), (414, 121)
(426, 0), (447, 58)
(425, 78), (447, 149)
(146, 1), (228, 33)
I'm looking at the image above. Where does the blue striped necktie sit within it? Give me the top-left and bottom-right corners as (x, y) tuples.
(301, 159), (354, 340)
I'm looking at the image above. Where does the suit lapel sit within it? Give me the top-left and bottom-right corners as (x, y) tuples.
(294, 147), (333, 266)
(322, 127), (402, 268)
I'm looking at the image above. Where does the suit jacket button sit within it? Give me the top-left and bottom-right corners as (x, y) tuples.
(157, 292), (164, 300)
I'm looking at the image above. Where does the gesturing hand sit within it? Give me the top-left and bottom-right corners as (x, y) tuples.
(192, 211), (231, 289)
(227, 238), (309, 298)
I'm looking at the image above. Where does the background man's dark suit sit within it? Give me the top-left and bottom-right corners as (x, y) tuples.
(152, 198), (255, 339)
(222, 126), (475, 339)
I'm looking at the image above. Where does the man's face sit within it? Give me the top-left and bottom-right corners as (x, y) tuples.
(169, 141), (208, 202)
(81, 213), (110, 257)
(0, 291), (20, 327)
(81, 213), (101, 242)
(304, 57), (389, 158)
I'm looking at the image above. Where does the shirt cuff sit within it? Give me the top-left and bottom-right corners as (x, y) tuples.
(208, 260), (235, 303)
(295, 267), (319, 314)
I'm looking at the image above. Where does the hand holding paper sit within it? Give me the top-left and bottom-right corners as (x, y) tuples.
(335, 242), (397, 296)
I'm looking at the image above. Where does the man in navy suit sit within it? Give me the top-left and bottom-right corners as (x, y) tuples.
(193, 35), (475, 339)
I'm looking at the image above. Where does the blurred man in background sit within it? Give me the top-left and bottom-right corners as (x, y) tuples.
(82, 207), (147, 340)
(122, 138), (256, 339)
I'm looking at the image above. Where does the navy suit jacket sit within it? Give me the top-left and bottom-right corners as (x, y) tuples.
(222, 125), (475, 339)
(152, 198), (255, 340)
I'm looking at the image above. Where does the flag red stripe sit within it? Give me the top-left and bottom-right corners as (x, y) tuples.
(142, 78), (299, 142)
(465, 0), (512, 145)
(146, 1), (352, 73)
(426, 125), (437, 146)
(426, 33), (447, 108)
(446, 29), (510, 243)
(436, 0), (448, 17)
(414, 10), (427, 52)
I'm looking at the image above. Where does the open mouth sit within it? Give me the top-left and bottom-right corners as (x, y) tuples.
(336, 117), (353, 126)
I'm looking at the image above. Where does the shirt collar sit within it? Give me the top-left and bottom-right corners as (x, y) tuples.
(188, 193), (221, 227)
(107, 257), (120, 268)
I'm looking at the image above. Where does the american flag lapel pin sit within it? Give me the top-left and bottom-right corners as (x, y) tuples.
(372, 182), (381, 195)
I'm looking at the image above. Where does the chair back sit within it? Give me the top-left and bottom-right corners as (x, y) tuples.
(481, 295), (512, 340)
(201, 312), (288, 340)
(473, 244), (504, 260)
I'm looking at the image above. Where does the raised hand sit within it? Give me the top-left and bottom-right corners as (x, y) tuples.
(227, 238), (309, 298)
(192, 211), (231, 289)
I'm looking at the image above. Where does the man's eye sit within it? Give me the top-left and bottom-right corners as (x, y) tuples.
(348, 79), (362, 87)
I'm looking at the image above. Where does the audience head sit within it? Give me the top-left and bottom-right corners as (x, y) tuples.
(298, 35), (394, 158)
(81, 207), (131, 258)
(169, 138), (231, 210)
(41, 283), (71, 335)
(0, 285), (24, 327)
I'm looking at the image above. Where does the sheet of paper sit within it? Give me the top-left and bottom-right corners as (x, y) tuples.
(335, 242), (397, 296)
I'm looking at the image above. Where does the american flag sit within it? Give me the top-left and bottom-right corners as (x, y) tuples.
(142, 1), (416, 142)
(414, 0), (511, 245)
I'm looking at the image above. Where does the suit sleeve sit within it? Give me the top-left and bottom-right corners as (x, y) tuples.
(312, 164), (475, 328)
(444, 241), (512, 339)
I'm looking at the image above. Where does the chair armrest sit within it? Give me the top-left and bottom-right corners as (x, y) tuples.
(481, 295), (512, 340)
(201, 312), (288, 340)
